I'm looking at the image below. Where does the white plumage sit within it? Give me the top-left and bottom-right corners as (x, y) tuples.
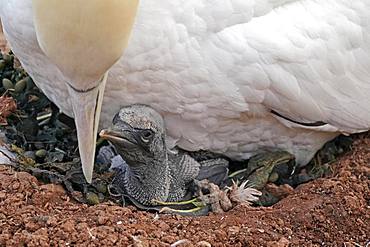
(1, 0), (370, 166)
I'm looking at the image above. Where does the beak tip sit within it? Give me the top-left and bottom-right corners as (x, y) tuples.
(82, 163), (94, 184)
(99, 129), (106, 138)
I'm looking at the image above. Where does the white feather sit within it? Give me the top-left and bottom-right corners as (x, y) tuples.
(1, 0), (370, 166)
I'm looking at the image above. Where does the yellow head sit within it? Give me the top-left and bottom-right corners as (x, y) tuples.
(32, 0), (139, 86)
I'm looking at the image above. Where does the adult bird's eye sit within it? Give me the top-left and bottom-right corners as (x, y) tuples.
(140, 130), (153, 143)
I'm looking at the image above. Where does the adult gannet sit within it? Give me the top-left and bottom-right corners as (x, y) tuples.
(1, 0), (370, 182)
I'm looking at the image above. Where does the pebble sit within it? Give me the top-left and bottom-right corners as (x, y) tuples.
(197, 241), (212, 247)
(0, 191), (6, 200)
(2, 54), (12, 64)
(157, 221), (170, 231)
(0, 60), (6, 70)
(170, 239), (190, 247)
(132, 236), (149, 247)
(24, 151), (36, 160)
(2, 78), (13, 90)
(75, 222), (89, 231)
(46, 216), (58, 227)
(97, 216), (109, 225)
(214, 229), (227, 241)
(25, 222), (39, 232)
(94, 181), (108, 194)
(14, 77), (27, 93)
(227, 226), (240, 235)
(61, 220), (76, 233)
(267, 237), (290, 247)
(86, 192), (100, 205)
(35, 149), (47, 158)
(34, 142), (45, 150)
(11, 182), (20, 190)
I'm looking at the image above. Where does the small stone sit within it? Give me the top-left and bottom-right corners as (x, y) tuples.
(46, 216), (58, 227)
(86, 192), (100, 205)
(276, 218), (285, 227)
(2, 78), (14, 90)
(267, 237), (290, 247)
(24, 151), (36, 160)
(0, 233), (11, 245)
(76, 223), (89, 231)
(0, 60), (5, 70)
(169, 239), (190, 247)
(2, 54), (12, 64)
(61, 220), (75, 233)
(94, 195), (105, 205)
(35, 149), (47, 158)
(14, 77), (28, 93)
(157, 222), (170, 231)
(11, 182), (20, 190)
(94, 181), (107, 194)
(46, 151), (64, 162)
(197, 241), (211, 247)
(214, 229), (227, 241)
(228, 226), (240, 235)
(265, 183), (294, 199)
(97, 216), (108, 225)
(0, 191), (6, 200)
(34, 142), (45, 150)
(25, 222), (39, 232)
(131, 236), (149, 247)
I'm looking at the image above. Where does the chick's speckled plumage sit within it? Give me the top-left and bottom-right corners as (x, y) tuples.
(2, 0), (370, 166)
(102, 105), (202, 205)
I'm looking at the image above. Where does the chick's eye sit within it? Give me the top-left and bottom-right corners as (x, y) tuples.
(140, 130), (153, 143)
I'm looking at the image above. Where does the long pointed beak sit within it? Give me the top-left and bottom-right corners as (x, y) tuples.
(67, 73), (108, 183)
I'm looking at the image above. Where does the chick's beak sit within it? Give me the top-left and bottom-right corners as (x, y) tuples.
(99, 129), (122, 142)
(68, 73), (108, 183)
(99, 128), (137, 148)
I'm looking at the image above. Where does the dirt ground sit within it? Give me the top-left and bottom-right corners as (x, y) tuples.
(0, 134), (367, 246)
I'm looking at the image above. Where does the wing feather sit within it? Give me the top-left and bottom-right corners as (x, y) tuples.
(212, 0), (370, 132)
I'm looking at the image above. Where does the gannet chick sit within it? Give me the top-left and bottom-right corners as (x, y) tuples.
(99, 105), (270, 215)
(100, 104), (205, 206)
